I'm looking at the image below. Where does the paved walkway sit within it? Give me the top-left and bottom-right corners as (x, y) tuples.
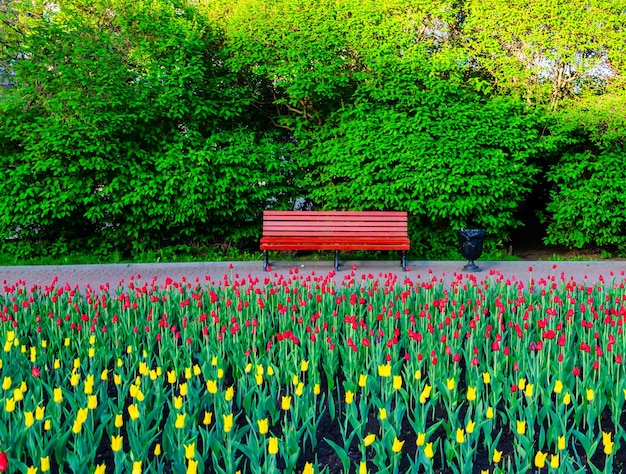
(2, 259), (626, 291)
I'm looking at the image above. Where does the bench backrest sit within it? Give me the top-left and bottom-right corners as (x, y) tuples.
(262, 211), (408, 239)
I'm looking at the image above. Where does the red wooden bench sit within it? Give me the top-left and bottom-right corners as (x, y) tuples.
(260, 211), (410, 271)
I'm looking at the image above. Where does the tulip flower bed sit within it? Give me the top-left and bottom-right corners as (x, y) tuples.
(1, 267), (626, 473)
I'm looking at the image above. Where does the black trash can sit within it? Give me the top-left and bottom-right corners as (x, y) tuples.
(457, 229), (486, 272)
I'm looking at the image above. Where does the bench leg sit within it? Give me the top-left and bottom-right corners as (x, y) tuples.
(401, 251), (407, 271)
(263, 251), (269, 271)
(334, 250), (339, 271)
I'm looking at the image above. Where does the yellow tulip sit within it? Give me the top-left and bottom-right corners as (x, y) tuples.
(135, 389), (144, 402)
(482, 372), (491, 384)
(167, 370), (177, 384)
(111, 435), (123, 452)
(446, 378), (455, 391)
(115, 414), (123, 428)
(563, 392), (571, 405)
(466, 419), (476, 434)
(13, 388), (23, 401)
(131, 461), (141, 474)
(378, 364), (391, 377)
(77, 407), (88, 424)
(558, 435), (566, 450)
(314, 383), (321, 395)
(553, 379), (563, 394)
(187, 459), (198, 474)
(359, 461), (367, 474)
(72, 419), (82, 434)
(424, 442), (435, 459)
(184, 442), (195, 460)
(416, 432), (426, 447)
(456, 428), (465, 444)
(83, 374), (94, 395)
(206, 380), (217, 394)
(493, 449), (502, 463)
(516, 420), (526, 435)
(414, 369), (422, 380)
(267, 366), (275, 376)
(379, 408), (387, 420)
(53, 388), (63, 403)
(550, 454), (559, 468)
(180, 382), (188, 397)
(518, 378), (526, 390)
(225, 386), (234, 401)
(345, 390), (354, 404)
(268, 437), (279, 455)
(154, 444), (162, 456)
(466, 386), (477, 401)
(114, 374), (121, 385)
(94, 465), (106, 474)
(257, 418), (269, 435)
(128, 404), (140, 420)
(281, 396), (291, 410)
(358, 374), (368, 387)
(88, 395), (98, 410)
(364, 433), (376, 446)
(35, 406), (45, 421)
(303, 462), (314, 474)
(5, 397), (16, 412)
(101, 369), (108, 381)
(603, 432), (614, 455)
(27, 466), (37, 474)
(393, 375), (402, 390)
(174, 396), (183, 410)
(44, 420), (50, 431)
(486, 406), (494, 419)
(175, 413), (186, 429)
(295, 382), (304, 396)
(223, 413), (233, 433)
(217, 368), (224, 379)
(419, 384), (432, 404)
(24, 411), (34, 427)
(301, 360), (309, 372)
(203, 411), (213, 425)
(41, 456), (50, 472)
(392, 437), (405, 453)
(586, 388), (594, 402)
(524, 384), (534, 397)
(2, 376), (11, 390)
(534, 450), (548, 468)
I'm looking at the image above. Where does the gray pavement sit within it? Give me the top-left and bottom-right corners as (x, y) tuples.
(2, 258), (626, 291)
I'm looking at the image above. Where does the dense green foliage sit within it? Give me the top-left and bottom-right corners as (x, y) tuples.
(1, 0), (625, 259)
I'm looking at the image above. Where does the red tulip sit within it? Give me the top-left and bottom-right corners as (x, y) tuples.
(0, 451), (8, 472)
